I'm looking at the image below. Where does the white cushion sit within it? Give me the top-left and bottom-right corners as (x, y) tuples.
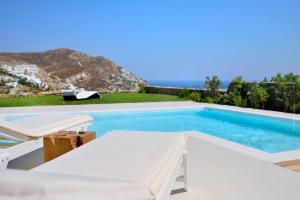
(0, 169), (152, 200)
(0, 114), (92, 138)
(33, 131), (187, 197)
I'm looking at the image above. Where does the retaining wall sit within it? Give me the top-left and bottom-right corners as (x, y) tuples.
(144, 86), (226, 96)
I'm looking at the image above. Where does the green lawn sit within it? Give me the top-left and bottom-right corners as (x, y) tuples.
(0, 93), (186, 107)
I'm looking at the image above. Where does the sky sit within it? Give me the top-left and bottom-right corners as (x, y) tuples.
(0, 0), (299, 81)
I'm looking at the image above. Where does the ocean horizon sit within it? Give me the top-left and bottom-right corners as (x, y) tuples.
(148, 80), (230, 89)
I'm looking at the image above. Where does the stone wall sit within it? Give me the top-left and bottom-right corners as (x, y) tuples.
(144, 86), (226, 96)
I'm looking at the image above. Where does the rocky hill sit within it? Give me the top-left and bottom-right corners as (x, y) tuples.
(0, 48), (146, 92)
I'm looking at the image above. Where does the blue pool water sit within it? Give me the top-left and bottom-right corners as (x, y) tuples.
(87, 108), (300, 153)
(3, 108), (300, 153)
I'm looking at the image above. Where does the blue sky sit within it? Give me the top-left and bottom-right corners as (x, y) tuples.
(0, 0), (299, 81)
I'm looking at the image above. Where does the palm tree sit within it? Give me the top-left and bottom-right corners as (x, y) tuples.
(205, 76), (222, 98)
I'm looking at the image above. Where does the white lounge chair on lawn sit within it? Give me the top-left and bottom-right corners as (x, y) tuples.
(0, 114), (93, 169)
(0, 131), (188, 200)
(61, 88), (101, 101)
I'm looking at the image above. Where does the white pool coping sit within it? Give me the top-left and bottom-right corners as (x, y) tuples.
(1, 101), (300, 162)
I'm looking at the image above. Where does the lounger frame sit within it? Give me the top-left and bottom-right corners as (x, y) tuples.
(0, 138), (43, 169)
(157, 150), (188, 200)
(0, 123), (90, 170)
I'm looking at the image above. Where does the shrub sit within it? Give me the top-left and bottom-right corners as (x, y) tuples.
(221, 92), (243, 106)
(269, 73), (300, 112)
(205, 76), (222, 98)
(295, 103), (300, 114)
(0, 80), (5, 86)
(227, 76), (248, 99)
(138, 85), (146, 93)
(190, 92), (201, 102)
(232, 95), (243, 107)
(18, 78), (40, 89)
(221, 93), (232, 105)
(178, 88), (191, 99)
(204, 97), (214, 103)
(0, 88), (10, 94)
(247, 84), (268, 109)
(241, 99), (248, 107)
(213, 97), (221, 104)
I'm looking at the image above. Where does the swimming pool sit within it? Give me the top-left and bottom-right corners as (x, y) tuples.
(3, 107), (300, 153)
(86, 108), (300, 153)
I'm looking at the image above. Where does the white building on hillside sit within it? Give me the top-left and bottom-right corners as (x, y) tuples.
(6, 81), (18, 88)
(0, 64), (48, 90)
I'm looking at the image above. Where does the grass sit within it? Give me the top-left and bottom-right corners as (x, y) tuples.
(0, 93), (186, 107)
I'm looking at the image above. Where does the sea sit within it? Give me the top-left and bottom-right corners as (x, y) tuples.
(148, 80), (230, 90)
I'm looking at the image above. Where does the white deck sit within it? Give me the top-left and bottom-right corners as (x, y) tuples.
(1, 101), (299, 120)
(171, 136), (300, 200)
(1, 102), (300, 199)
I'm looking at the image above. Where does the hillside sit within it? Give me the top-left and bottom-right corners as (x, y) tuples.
(0, 48), (146, 93)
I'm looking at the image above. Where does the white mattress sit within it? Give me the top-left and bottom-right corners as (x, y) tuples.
(0, 114), (93, 138)
(33, 130), (187, 197)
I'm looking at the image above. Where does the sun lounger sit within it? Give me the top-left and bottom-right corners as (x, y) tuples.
(62, 89), (101, 101)
(0, 169), (153, 200)
(0, 114), (93, 169)
(0, 131), (188, 200)
(61, 89), (77, 100)
(76, 90), (101, 100)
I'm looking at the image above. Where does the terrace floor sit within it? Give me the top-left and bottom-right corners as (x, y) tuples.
(171, 136), (300, 200)
(276, 159), (300, 173)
